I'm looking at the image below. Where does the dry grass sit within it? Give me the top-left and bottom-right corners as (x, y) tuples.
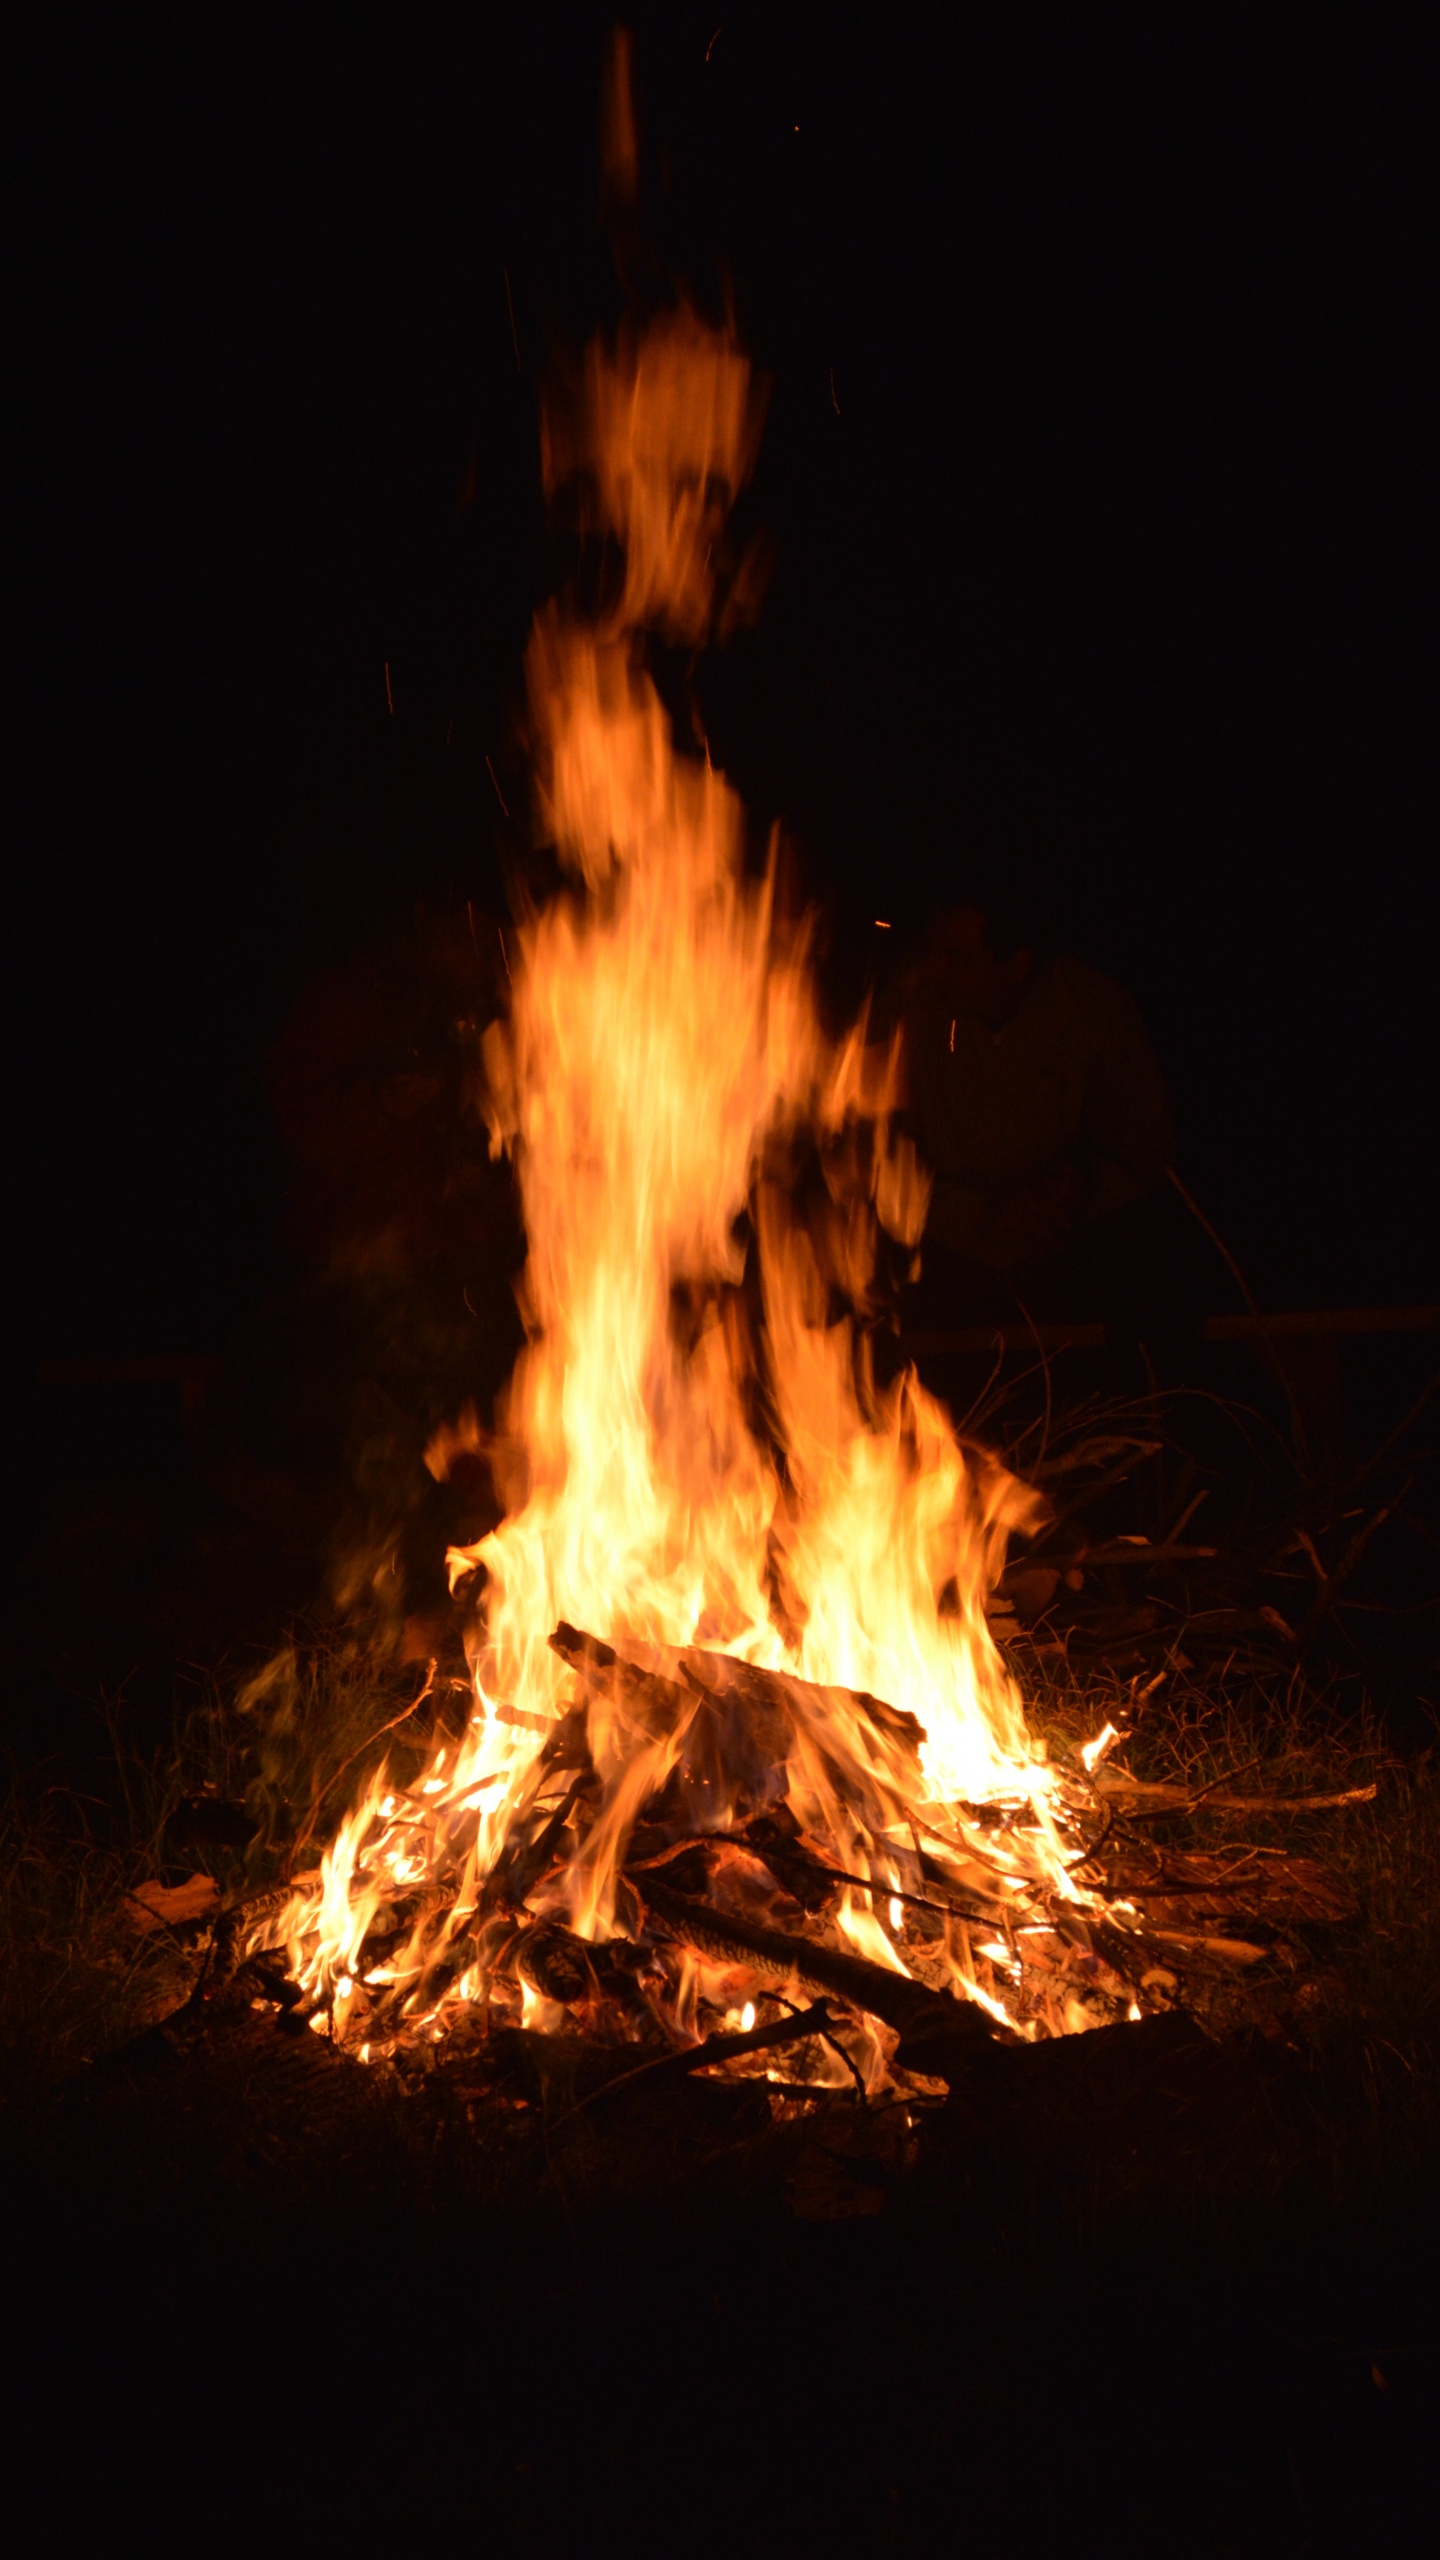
(0, 1628), (431, 2108)
(1028, 1649), (1440, 2198)
(0, 1788), (172, 2102)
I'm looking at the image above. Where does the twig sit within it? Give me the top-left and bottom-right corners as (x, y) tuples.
(1165, 1486), (1210, 1543)
(752, 1836), (1004, 1927)
(1167, 1167), (1312, 1470)
(1045, 1450), (1166, 1532)
(1010, 1294), (1055, 1473)
(764, 1988), (870, 2100)
(1343, 1363), (1440, 1499)
(1294, 1491), (1408, 1644)
(1066, 1541), (1218, 1566)
(1066, 1797), (1117, 1870)
(625, 1833), (736, 1872)
(1183, 1754), (1268, 1807)
(954, 1334), (1009, 1437)
(288, 1662), (438, 1868)
(551, 1998), (836, 2125)
(1031, 1434), (1163, 1482)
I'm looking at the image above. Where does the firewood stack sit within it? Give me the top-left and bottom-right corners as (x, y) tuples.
(202, 1618), (1369, 2109)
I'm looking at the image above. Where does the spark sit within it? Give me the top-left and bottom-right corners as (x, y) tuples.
(829, 365), (841, 416)
(384, 661), (395, 716)
(874, 918), (891, 929)
(949, 1017), (956, 1051)
(705, 24), (721, 58)
(485, 754), (510, 816)
(503, 267), (521, 372)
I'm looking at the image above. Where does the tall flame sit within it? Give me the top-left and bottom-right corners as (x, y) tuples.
(272, 306), (1097, 2052)
(468, 307), (1035, 1832)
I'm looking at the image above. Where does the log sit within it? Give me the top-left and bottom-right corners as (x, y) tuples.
(556, 1998), (840, 2120)
(550, 1622), (790, 1831)
(634, 1874), (996, 2058)
(676, 1643), (926, 1759)
(549, 1622), (926, 1763)
(204, 1882), (301, 1991)
(548, 1624), (693, 1735)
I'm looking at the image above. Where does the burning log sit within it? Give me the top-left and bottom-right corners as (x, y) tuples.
(514, 1919), (598, 2006)
(672, 1644), (927, 1764)
(549, 1620), (942, 1904)
(549, 1624), (926, 1773)
(205, 1882), (299, 1991)
(560, 1997), (841, 2117)
(549, 1623), (792, 1831)
(633, 1873), (999, 2064)
(549, 1624), (693, 1733)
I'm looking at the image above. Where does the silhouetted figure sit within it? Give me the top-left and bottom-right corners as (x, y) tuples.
(268, 906), (511, 1284)
(255, 907), (523, 1645)
(884, 904), (1196, 1335)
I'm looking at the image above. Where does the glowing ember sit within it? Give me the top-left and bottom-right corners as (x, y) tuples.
(254, 291), (1135, 2084)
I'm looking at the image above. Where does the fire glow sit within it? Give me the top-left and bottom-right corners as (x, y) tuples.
(256, 304), (1133, 2088)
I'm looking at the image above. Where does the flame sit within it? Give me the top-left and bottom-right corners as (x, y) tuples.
(262, 304), (1123, 2060)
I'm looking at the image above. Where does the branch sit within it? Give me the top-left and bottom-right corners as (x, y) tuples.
(553, 1998), (838, 2123)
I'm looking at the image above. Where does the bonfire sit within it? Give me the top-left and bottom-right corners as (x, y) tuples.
(178, 290), (1336, 2118)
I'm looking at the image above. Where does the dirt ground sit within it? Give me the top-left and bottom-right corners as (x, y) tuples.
(6, 1980), (1434, 2553)
(4, 1376), (1436, 2550)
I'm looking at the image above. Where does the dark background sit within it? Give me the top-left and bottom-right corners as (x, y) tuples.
(12, 5), (1436, 1372)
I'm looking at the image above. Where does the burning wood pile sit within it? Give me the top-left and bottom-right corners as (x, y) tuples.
(199, 285), (1368, 2114)
(204, 1613), (1365, 2105)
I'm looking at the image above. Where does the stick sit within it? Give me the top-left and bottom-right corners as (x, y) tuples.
(1061, 1541), (1218, 1566)
(288, 1662), (438, 1866)
(1095, 1775), (1376, 1816)
(1167, 1166), (1313, 1469)
(552, 1998), (838, 2124)
(751, 1837), (1002, 1929)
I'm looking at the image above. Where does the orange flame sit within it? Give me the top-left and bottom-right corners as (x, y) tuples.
(268, 306), (1114, 2057)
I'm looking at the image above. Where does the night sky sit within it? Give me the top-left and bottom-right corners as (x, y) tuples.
(13, 8), (1436, 1371)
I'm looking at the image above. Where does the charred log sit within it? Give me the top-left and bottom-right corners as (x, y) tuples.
(633, 1873), (998, 2056)
(204, 1882), (299, 1991)
(561, 1997), (840, 2117)
(515, 1920), (599, 2006)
